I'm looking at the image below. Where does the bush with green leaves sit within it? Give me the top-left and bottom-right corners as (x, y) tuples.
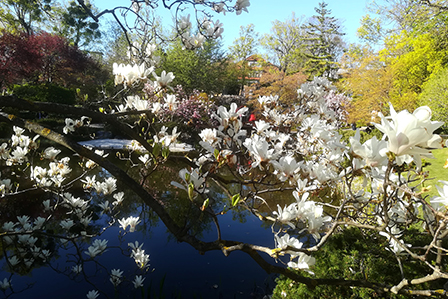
(419, 67), (448, 133)
(272, 228), (443, 299)
(11, 83), (76, 105)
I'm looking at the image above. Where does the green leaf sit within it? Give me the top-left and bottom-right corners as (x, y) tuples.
(201, 198), (209, 211)
(162, 147), (170, 159)
(89, 22), (99, 30)
(231, 194), (241, 207)
(188, 182), (195, 201)
(214, 149), (220, 160)
(152, 143), (161, 157)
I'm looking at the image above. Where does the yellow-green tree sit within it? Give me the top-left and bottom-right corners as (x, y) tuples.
(379, 31), (448, 111)
(338, 45), (393, 125)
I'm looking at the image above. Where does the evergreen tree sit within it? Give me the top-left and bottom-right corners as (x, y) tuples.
(303, 1), (345, 78)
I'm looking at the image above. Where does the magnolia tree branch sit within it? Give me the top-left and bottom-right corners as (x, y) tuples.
(0, 95), (153, 153)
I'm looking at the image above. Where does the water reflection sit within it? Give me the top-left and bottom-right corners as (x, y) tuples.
(0, 154), (278, 298)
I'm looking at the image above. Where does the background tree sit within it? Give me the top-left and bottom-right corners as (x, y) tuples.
(0, 0), (54, 35)
(418, 67), (448, 132)
(357, 0), (448, 45)
(251, 70), (307, 107)
(303, 1), (345, 78)
(338, 44), (393, 125)
(52, 0), (101, 49)
(160, 38), (235, 95)
(0, 31), (107, 97)
(260, 13), (307, 74)
(378, 31), (447, 111)
(228, 23), (259, 94)
(344, 1), (448, 124)
(356, 14), (384, 44)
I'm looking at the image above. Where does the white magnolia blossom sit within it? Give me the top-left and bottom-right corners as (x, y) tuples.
(113, 63), (154, 87)
(213, 102), (248, 131)
(63, 117), (89, 134)
(133, 275), (146, 288)
(42, 147), (61, 160)
(131, 247), (150, 269)
(350, 130), (388, 168)
(287, 252), (316, 274)
(178, 14), (191, 30)
(271, 155), (301, 183)
(0, 278), (11, 290)
(275, 233), (303, 258)
(202, 19), (224, 39)
(243, 134), (279, 169)
(199, 128), (221, 147)
(379, 226), (411, 255)
(258, 95), (278, 106)
(86, 290), (99, 299)
(126, 95), (149, 111)
(110, 269), (123, 286)
(171, 168), (207, 193)
(85, 239), (108, 258)
(235, 0), (250, 15)
(118, 216), (141, 232)
(213, 2), (226, 14)
(431, 181), (448, 211)
(72, 264), (82, 274)
(375, 104), (443, 169)
(164, 94), (178, 111)
(153, 70), (175, 88)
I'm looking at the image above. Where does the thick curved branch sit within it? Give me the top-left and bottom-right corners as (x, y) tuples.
(0, 95), (153, 153)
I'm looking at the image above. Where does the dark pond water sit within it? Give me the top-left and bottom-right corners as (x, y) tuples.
(2, 211), (276, 299)
(0, 156), (282, 299)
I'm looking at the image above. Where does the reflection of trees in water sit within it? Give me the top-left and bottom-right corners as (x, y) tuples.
(0, 150), (155, 298)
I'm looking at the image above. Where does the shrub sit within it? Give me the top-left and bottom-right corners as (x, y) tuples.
(11, 83), (76, 105)
(418, 67), (448, 133)
(272, 228), (441, 299)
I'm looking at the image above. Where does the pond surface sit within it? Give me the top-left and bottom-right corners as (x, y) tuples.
(2, 210), (276, 299)
(0, 157), (281, 299)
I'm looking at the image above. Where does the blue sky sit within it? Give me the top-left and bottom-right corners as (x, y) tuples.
(95, 0), (375, 50)
(216, 0), (372, 48)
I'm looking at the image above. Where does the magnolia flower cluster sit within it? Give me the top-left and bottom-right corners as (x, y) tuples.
(153, 126), (193, 152)
(31, 156), (71, 187)
(2, 215), (51, 270)
(177, 0), (250, 48)
(129, 241), (150, 269)
(274, 191), (331, 242)
(1, 126), (38, 166)
(375, 104), (443, 169)
(85, 239), (108, 258)
(118, 216), (141, 232)
(113, 62), (154, 87)
(0, 127), (149, 295)
(63, 116), (89, 134)
(167, 76), (447, 270)
(275, 234), (315, 273)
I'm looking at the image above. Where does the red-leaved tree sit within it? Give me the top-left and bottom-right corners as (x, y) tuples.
(0, 31), (106, 91)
